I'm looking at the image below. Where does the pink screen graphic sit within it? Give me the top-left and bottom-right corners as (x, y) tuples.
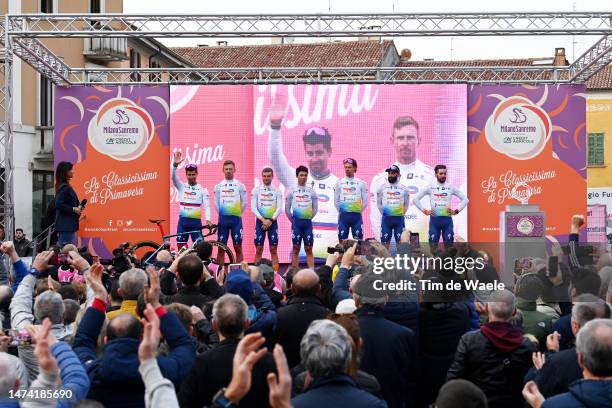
(171, 85), (467, 262)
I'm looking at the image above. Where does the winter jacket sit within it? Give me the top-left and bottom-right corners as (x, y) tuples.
(73, 301), (195, 408)
(542, 379), (612, 408)
(10, 273), (72, 382)
(446, 321), (537, 408)
(517, 297), (553, 349)
(534, 348), (582, 398)
(273, 295), (330, 368)
(356, 305), (417, 408)
(417, 302), (472, 407)
(292, 374), (388, 408)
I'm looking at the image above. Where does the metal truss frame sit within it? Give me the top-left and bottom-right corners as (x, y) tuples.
(1, 12), (612, 235)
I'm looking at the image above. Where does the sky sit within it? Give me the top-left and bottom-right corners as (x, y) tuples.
(123, 0), (611, 62)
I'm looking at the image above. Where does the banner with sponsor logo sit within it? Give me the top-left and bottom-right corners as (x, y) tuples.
(587, 188), (612, 246)
(467, 85), (587, 242)
(170, 85), (467, 262)
(54, 86), (170, 258)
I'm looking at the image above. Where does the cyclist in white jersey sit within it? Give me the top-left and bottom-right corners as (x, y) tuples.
(213, 160), (247, 264)
(171, 152), (211, 249)
(334, 158), (368, 242)
(267, 100), (338, 260)
(370, 115), (436, 241)
(413, 165), (468, 246)
(285, 165), (318, 268)
(376, 164), (411, 247)
(251, 167), (283, 269)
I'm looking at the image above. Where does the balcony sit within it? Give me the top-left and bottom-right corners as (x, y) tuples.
(33, 126), (53, 162)
(83, 37), (128, 61)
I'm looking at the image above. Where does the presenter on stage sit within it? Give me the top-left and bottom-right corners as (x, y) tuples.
(413, 164), (468, 245)
(172, 152), (211, 249)
(376, 164), (411, 248)
(267, 95), (338, 259)
(214, 160), (247, 264)
(334, 158), (368, 243)
(370, 116), (435, 241)
(54, 161), (82, 246)
(285, 165), (318, 268)
(251, 167), (283, 269)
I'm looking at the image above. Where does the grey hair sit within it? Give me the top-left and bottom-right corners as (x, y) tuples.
(571, 294), (611, 327)
(118, 268), (148, 300)
(598, 266), (612, 298)
(576, 318), (612, 377)
(0, 353), (18, 395)
(212, 294), (248, 339)
(300, 320), (351, 380)
(487, 289), (516, 321)
(34, 290), (65, 324)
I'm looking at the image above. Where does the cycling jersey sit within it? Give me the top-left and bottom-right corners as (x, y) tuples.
(268, 127), (338, 258)
(251, 184), (283, 220)
(376, 181), (410, 217)
(369, 160), (436, 241)
(171, 166), (211, 221)
(285, 185), (318, 220)
(413, 181), (468, 217)
(214, 179), (247, 217)
(334, 177), (368, 213)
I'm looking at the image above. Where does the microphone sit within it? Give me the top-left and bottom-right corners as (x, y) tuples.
(79, 199), (88, 210)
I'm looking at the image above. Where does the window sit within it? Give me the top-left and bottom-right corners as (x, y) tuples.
(39, 76), (53, 127)
(32, 171), (54, 237)
(90, 0), (101, 13)
(40, 0), (53, 13)
(588, 133), (605, 167)
(130, 49), (141, 82)
(149, 60), (162, 82)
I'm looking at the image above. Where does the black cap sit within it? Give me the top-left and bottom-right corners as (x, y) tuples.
(385, 164), (400, 173)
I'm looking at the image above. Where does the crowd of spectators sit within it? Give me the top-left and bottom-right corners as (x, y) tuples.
(0, 214), (610, 408)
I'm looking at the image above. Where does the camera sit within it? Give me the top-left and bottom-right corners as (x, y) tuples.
(327, 245), (344, 255)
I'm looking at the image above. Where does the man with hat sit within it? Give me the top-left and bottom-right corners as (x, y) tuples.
(376, 164), (411, 248)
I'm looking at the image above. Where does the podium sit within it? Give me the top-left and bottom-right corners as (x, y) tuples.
(499, 205), (546, 287)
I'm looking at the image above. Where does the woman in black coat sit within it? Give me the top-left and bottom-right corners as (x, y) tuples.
(54, 161), (81, 245)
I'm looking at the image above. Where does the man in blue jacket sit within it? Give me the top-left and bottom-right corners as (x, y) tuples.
(523, 318), (612, 408)
(73, 264), (196, 408)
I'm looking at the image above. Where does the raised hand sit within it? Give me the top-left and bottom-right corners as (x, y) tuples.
(139, 304), (161, 362)
(224, 333), (268, 404)
(85, 263), (108, 301)
(267, 344), (292, 408)
(269, 93), (287, 128)
(173, 151), (184, 167)
(145, 265), (161, 308)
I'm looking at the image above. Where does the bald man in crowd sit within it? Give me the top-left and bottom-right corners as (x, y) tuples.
(273, 269), (331, 368)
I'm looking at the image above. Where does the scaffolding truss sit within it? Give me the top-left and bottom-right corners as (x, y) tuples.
(1, 12), (611, 233)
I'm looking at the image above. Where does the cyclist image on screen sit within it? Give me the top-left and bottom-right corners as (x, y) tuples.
(267, 96), (338, 259)
(334, 158), (368, 243)
(369, 115), (436, 241)
(413, 164), (468, 246)
(172, 151), (211, 249)
(214, 160), (247, 265)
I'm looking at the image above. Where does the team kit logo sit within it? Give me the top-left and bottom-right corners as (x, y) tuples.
(88, 97), (155, 161)
(485, 96), (552, 160)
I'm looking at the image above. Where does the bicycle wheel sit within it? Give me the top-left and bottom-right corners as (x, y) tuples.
(208, 240), (235, 265)
(129, 241), (162, 263)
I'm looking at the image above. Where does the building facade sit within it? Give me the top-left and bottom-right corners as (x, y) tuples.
(0, 0), (192, 240)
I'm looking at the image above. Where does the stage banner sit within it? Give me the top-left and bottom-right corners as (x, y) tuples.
(467, 85), (587, 242)
(588, 188), (612, 244)
(170, 85), (255, 258)
(54, 86), (170, 258)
